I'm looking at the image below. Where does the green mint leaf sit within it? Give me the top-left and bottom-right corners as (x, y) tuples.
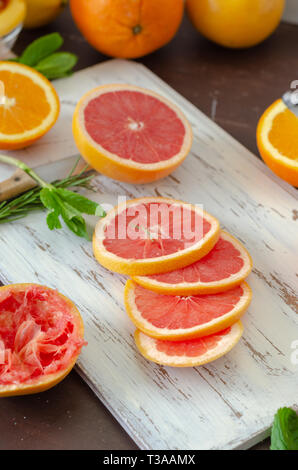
(271, 408), (298, 450)
(55, 188), (105, 216)
(19, 33), (63, 67)
(47, 211), (62, 230)
(61, 213), (90, 240)
(40, 188), (60, 212)
(35, 52), (78, 80)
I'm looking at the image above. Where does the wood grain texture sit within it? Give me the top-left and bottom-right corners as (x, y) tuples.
(0, 60), (297, 450)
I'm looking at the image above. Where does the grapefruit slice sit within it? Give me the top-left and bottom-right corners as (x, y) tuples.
(72, 84), (193, 184)
(0, 283), (86, 397)
(93, 197), (220, 276)
(133, 231), (253, 295)
(134, 321), (244, 367)
(124, 279), (251, 340)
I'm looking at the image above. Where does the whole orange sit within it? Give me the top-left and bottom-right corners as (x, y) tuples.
(186, 0), (285, 49)
(70, 0), (184, 59)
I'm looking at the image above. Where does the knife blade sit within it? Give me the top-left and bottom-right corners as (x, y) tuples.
(0, 155), (88, 202)
(282, 89), (298, 117)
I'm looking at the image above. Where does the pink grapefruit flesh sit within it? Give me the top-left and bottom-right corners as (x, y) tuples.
(125, 279), (252, 339)
(93, 197), (220, 275)
(0, 284), (85, 394)
(133, 231), (253, 294)
(134, 321), (244, 367)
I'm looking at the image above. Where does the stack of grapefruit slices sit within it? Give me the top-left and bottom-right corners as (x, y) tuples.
(93, 197), (253, 368)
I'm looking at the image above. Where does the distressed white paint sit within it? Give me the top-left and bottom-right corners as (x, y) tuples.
(0, 60), (297, 450)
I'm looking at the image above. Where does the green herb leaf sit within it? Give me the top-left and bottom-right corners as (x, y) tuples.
(61, 213), (90, 240)
(55, 188), (105, 216)
(40, 188), (59, 211)
(19, 33), (63, 67)
(271, 408), (298, 450)
(47, 211), (62, 230)
(35, 52), (78, 80)
(0, 155), (105, 239)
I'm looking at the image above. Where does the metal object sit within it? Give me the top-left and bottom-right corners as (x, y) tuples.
(282, 89), (298, 117)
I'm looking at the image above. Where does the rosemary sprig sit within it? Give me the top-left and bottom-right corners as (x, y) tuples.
(0, 155), (106, 240)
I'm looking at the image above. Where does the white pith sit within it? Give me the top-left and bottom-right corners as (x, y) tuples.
(78, 84), (193, 170)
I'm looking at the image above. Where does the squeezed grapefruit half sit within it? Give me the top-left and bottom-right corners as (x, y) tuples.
(0, 284), (85, 397)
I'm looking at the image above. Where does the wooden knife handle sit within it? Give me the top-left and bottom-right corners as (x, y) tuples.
(0, 169), (37, 202)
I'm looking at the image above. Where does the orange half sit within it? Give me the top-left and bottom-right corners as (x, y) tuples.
(0, 61), (60, 150)
(257, 99), (298, 186)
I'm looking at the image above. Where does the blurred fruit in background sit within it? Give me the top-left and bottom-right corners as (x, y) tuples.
(0, 0), (26, 54)
(257, 99), (298, 187)
(186, 0), (285, 48)
(24, 0), (67, 29)
(70, 0), (184, 59)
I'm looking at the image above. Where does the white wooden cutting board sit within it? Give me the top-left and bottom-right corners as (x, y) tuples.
(0, 60), (297, 450)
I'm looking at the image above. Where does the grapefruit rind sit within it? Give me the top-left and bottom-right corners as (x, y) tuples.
(124, 279), (252, 340)
(72, 84), (193, 184)
(0, 283), (85, 397)
(93, 197), (220, 276)
(134, 321), (244, 367)
(132, 231), (253, 295)
(0, 62), (60, 150)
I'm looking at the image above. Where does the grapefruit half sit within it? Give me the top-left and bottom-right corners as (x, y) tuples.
(0, 283), (85, 397)
(72, 84), (193, 183)
(133, 231), (253, 295)
(134, 321), (244, 367)
(125, 279), (251, 340)
(93, 197), (220, 276)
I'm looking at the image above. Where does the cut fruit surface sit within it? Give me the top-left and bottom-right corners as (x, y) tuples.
(133, 231), (253, 295)
(72, 84), (193, 183)
(0, 61), (60, 150)
(0, 284), (85, 397)
(257, 99), (298, 186)
(93, 197), (220, 275)
(134, 321), (244, 367)
(125, 279), (251, 340)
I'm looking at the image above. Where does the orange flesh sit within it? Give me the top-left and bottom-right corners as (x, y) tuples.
(0, 70), (51, 135)
(148, 235), (244, 284)
(268, 108), (298, 161)
(134, 283), (244, 329)
(155, 327), (230, 357)
(103, 202), (211, 260)
(0, 286), (85, 386)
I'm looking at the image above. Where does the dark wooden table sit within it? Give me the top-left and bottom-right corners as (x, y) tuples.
(2, 5), (298, 451)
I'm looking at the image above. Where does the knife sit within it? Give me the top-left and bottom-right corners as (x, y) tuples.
(282, 89), (298, 117)
(0, 155), (88, 202)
